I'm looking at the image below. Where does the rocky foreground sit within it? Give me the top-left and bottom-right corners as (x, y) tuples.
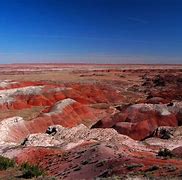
(0, 64), (181, 179)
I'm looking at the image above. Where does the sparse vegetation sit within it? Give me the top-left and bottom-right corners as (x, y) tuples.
(119, 75), (126, 78)
(153, 75), (165, 86)
(126, 164), (143, 170)
(81, 160), (89, 165)
(165, 165), (176, 172)
(0, 155), (15, 170)
(145, 165), (159, 172)
(107, 175), (122, 180)
(157, 148), (173, 158)
(21, 162), (44, 179)
(159, 128), (172, 139)
(73, 165), (81, 171)
(0, 65), (182, 179)
(96, 160), (105, 167)
(60, 152), (69, 160)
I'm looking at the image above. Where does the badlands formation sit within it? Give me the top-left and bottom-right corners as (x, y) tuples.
(0, 64), (181, 179)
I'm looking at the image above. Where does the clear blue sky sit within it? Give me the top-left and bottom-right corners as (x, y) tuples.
(0, 0), (182, 64)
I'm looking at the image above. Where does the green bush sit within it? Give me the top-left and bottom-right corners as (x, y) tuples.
(21, 162), (44, 179)
(0, 155), (15, 170)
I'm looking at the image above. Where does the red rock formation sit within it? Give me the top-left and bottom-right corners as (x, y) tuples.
(0, 99), (106, 144)
(93, 103), (179, 140)
(0, 66), (181, 179)
(0, 82), (123, 110)
(172, 146), (182, 158)
(15, 147), (63, 165)
(145, 97), (168, 104)
(0, 120), (180, 179)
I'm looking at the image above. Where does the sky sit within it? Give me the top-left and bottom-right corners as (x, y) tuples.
(0, 0), (182, 64)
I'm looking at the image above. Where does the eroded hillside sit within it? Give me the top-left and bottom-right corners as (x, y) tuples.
(0, 64), (181, 179)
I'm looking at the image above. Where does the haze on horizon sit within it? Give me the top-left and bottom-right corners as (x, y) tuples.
(0, 0), (182, 64)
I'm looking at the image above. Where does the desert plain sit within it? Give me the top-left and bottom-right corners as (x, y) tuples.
(0, 64), (181, 179)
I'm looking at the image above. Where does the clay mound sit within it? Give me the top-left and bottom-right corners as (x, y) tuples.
(38, 142), (121, 179)
(0, 85), (45, 109)
(1, 121), (179, 179)
(67, 83), (123, 104)
(14, 147), (63, 165)
(28, 98), (104, 132)
(3, 122), (149, 158)
(0, 117), (29, 145)
(0, 84), (71, 110)
(11, 142), (132, 179)
(0, 80), (19, 89)
(13, 137), (182, 179)
(172, 146), (182, 158)
(0, 80), (46, 90)
(93, 103), (182, 140)
(114, 104), (177, 140)
(0, 99), (104, 144)
(0, 82), (123, 110)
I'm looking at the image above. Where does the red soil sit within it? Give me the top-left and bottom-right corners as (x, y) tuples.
(0, 64), (181, 179)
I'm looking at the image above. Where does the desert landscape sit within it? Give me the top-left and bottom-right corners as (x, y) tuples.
(0, 64), (181, 179)
(0, 0), (182, 179)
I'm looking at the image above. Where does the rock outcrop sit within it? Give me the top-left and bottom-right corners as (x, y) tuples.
(93, 103), (182, 140)
(0, 82), (123, 110)
(0, 117), (28, 145)
(5, 124), (182, 179)
(0, 66), (181, 179)
(0, 98), (105, 145)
